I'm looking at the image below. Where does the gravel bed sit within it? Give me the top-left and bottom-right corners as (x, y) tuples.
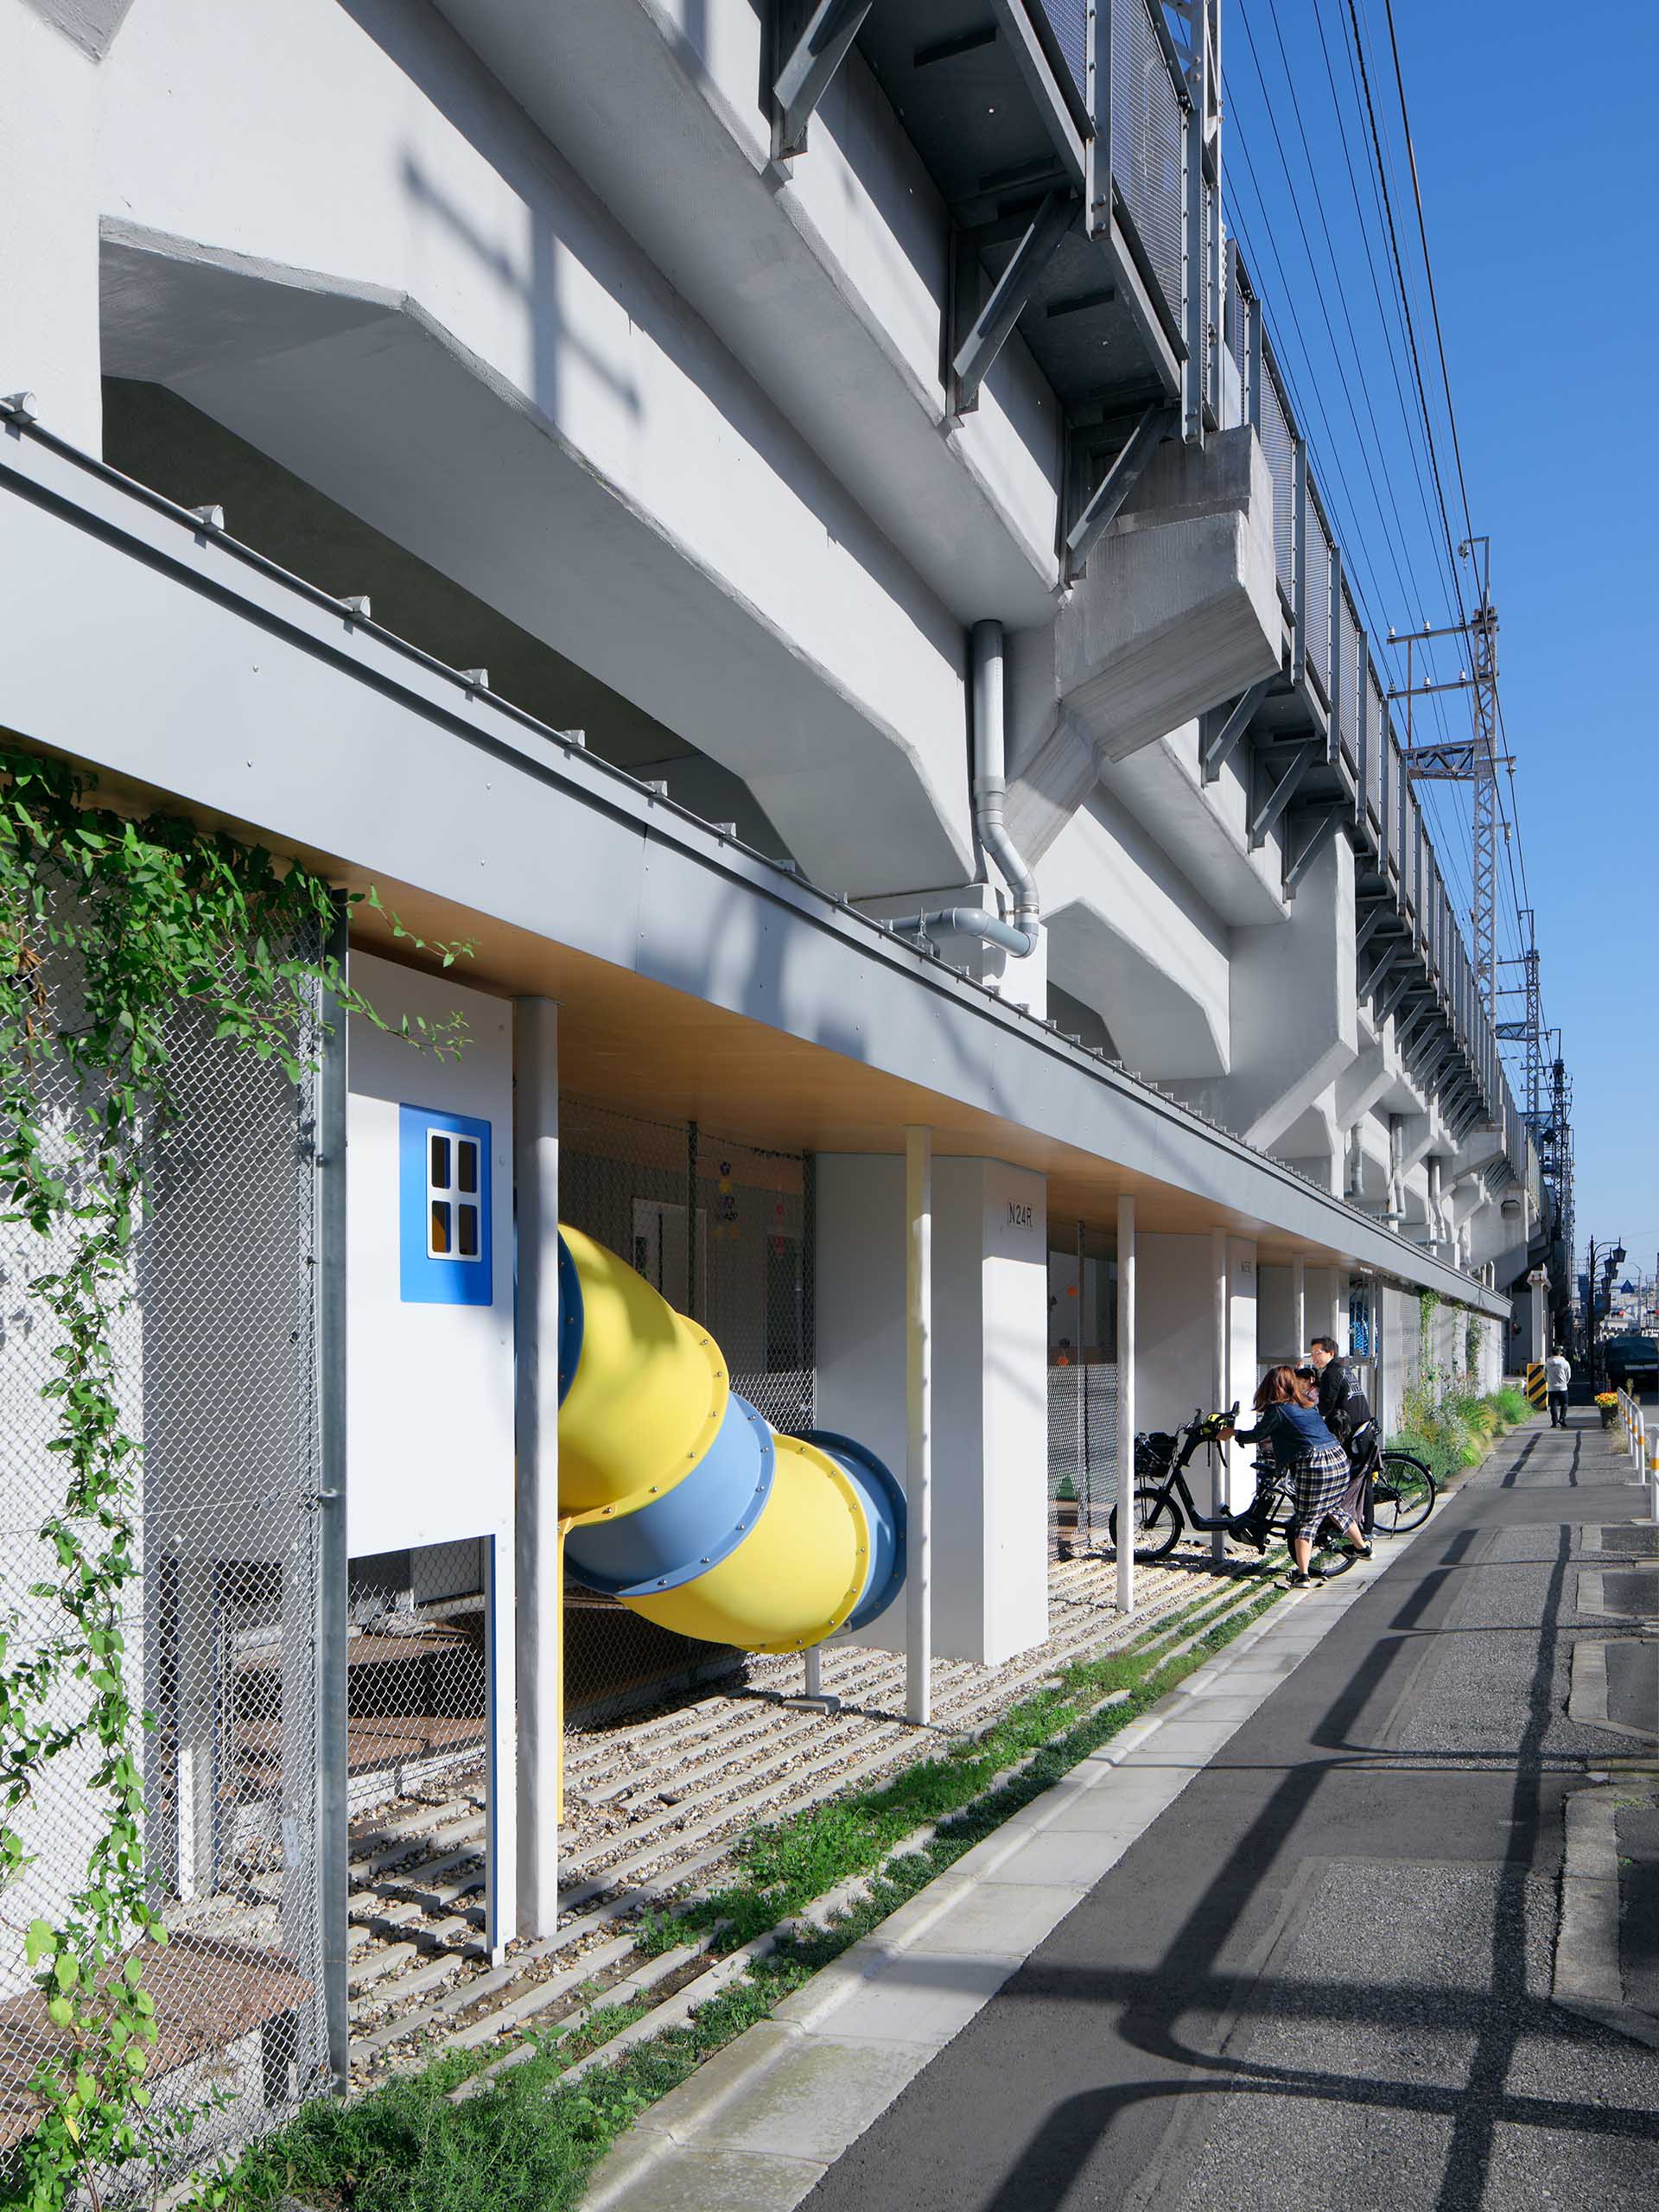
(342, 1542), (1247, 2082)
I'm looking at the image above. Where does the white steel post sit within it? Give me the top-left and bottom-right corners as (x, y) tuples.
(906, 1126), (932, 1726)
(513, 997), (561, 1940)
(1292, 1258), (1306, 1360)
(1116, 1192), (1136, 1616)
(483, 1531), (515, 1965)
(1211, 1228), (1229, 1559)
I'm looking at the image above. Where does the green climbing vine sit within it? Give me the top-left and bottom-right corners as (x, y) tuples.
(1417, 1287), (1438, 1369)
(0, 743), (464, 2210)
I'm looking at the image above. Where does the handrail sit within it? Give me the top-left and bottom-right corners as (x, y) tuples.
(1229, 234), (1532, 1179)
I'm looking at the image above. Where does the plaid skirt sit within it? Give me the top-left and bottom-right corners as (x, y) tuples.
(1288, 1444), (1354, 1541)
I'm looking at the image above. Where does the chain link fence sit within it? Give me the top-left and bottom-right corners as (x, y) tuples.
(558, 1100), (814, 1726)
(1046, 1363), (1119, 1556)
(0, 918), (327, 2182)
(1046, 1233), (1119, 1557)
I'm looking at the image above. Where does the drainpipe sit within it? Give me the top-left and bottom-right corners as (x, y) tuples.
(891, 621), (1041, 957)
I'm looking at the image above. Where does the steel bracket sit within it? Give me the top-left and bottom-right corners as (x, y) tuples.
(950, 189), (1079, 414)
(1248, 741), (1318, 851)
(1282, 803), (1344, 899)
(770, 0), (874, 160)
(1200, 677), (1274, 785)
(1063, 403), (1176, 576)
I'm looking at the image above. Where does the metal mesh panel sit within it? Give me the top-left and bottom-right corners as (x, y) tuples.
(1032, 0), (1086, 99)
(1306, 503), (1332, 694)
(1365, 672), (1388, 831)
(1047, 1363), (1119, 1555)
(336, 1543), (491, 2017)
(1260, 362), (1294, 598)
(1338, 595), (1361, 773)
(556, 1100), (815, 1728)
(0, 910), (326, 2180)
(1113, 0), (1184, 329)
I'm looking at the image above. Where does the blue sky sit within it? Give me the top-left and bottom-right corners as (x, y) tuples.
(1217, 0), (1657, 1281)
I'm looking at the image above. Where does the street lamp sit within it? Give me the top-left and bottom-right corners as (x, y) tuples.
(1586, 1237), (1627, 1394)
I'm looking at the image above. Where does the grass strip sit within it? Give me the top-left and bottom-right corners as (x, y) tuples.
(225, 1576), (1281, 2212)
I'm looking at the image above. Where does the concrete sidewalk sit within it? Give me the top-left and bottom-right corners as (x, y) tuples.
(581, 1415), (1659, 2210)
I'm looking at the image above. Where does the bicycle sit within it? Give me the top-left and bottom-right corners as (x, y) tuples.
(1105, 1405), (1432, 1567)
(1362, 1433), (1435, 1532)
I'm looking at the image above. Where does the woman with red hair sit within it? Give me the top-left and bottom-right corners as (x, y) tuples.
(1223, 1365), (1370, 1586)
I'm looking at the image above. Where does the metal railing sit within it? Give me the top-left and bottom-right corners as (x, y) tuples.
(1222, 218), (1534, 1181)
(1614, 1389), (1659, 1516)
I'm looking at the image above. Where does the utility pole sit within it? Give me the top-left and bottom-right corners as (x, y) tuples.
(1388, 536), (1503, 1008)
(1496, 909), (1545, 1125)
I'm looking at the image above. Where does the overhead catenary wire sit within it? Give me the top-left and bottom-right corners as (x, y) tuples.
(1227, 3), (1535, 1025)
(1230, 3), (1480, 931)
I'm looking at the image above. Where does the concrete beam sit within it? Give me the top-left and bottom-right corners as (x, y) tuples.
(100, 232), (972, 896)
(1005, 429), (1281, 860)
(426, 0), (1065, 617)
(1039, 789), (1230, 1080)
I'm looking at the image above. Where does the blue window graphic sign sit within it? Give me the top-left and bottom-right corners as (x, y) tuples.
(400, 1105), (493, 1306)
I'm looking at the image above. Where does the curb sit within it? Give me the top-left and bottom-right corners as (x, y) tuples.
(577, 1514), (1441, 2211)
(1553, 1781), (1659, 2053)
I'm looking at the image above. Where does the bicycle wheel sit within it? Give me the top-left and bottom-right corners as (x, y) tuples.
(1309, 1522), (1359, 1577)
(1371, 1451), (1435, 1535)
(1108, 1480), (1185, 1560)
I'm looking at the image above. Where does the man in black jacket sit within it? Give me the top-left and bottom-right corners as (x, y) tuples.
(1308, 1333), (1377, 1529)
(1308, 1335), (1369, 1441)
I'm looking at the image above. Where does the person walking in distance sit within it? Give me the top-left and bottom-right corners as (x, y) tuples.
(1222, 1367), (1370, 1588)
(1545, 1345), (1571, 1428)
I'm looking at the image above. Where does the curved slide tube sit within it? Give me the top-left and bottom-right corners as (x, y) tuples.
(556, 1226), (905, 1654)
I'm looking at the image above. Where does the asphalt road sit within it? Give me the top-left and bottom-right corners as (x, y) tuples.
(801, 1418), (1659, 2211)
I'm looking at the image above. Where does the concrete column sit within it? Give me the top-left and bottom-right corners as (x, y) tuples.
(906, 1127), (932, 1726)
(1528, 1271), (1548, 1368)
(1210, 1229), (1228, 1560)
(1226, 1242), (1259, 1510)
(817, 1151), (1047, 1668)
(1116, 1194), (1136, 1618)
(3, 10), (104, 451)
(512, 997), (559, 1940)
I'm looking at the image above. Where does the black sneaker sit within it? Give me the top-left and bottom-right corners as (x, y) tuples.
(1287, 1567), (1317, 1588)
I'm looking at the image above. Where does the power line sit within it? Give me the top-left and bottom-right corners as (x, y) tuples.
(1338, 0), (1468, 622)
(1379, 0), (1478, 549)
(1303, 0), (1458, 615)
(1232, 4), (1421, 610)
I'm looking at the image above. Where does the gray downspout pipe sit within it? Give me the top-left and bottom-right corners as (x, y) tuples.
(890, 620), (1041, 958)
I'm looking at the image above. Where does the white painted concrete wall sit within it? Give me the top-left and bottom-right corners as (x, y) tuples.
(346, 953), (514, 1560)
(1133, 1234), (1216, 1437)
(81, 0), (978, 894)
(815, 1152), (1048, 1666)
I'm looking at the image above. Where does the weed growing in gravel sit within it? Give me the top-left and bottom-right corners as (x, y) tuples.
(219, 1580), (1281, 2212)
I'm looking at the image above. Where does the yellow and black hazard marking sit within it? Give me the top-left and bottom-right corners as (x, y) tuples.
(1525, 1363), (1548, 1408)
